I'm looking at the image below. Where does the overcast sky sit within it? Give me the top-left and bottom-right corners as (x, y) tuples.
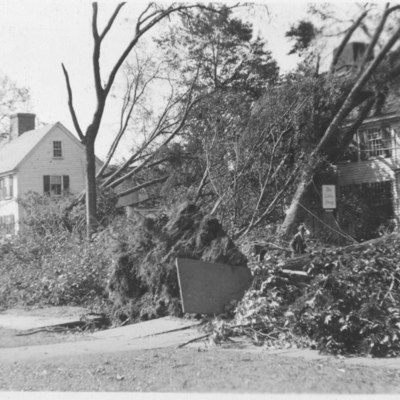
(0, 0), (315, 160)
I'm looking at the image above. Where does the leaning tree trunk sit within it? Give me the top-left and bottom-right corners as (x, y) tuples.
(85, 138), (98, 238)
(279, 7), (400, 238)
(279, 173), (312, 238)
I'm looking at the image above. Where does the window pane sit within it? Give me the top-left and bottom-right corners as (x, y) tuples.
(53, 141), (62, 157)
(358, 127), (391, 159)
(50, 175), (62, 195)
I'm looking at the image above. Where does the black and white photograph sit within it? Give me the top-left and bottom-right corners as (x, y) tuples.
(0, 0), (400, 396)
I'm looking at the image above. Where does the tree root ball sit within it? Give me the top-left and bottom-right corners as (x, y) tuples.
(107, 202), (247, 323)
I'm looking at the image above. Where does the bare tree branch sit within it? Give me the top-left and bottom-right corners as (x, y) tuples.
(106, 91), (202, 190)
(96, 58), (163, 178)
(99, 2), (126, 41)
(117, 175), (169, 197)
(330, 10), (368, 72)
(61, 63), (84, 142)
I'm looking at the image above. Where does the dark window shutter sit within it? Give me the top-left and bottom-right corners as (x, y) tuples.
(63, 176), (70, 192)
(381, 125), (391, 157)
(43, 175), (50, 194)
(358, 130), (369, 161)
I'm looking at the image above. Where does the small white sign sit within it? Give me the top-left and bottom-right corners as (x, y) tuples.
(322, 185), (336, 209)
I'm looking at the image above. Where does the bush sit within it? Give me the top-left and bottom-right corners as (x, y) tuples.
(0, 191), (118, 310)
(0, 230), (110, 310)
(17, 188), (119, 236)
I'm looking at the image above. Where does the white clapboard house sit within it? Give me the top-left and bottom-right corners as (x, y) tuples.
(335, 44), (400, 229)
(0, 113), (101, 234)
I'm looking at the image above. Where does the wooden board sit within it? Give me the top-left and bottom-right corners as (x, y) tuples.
(176, 258), (253, 315)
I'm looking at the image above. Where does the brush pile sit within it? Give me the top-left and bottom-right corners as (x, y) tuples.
(227, 232), (400, 357)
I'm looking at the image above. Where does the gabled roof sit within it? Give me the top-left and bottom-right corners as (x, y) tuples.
(0, 121), (104, 176)
(0, 124), (56, 174)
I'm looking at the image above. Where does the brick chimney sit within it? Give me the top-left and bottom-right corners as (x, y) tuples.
(10, 113), (36, 140)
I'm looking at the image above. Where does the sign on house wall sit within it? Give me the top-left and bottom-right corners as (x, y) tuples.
(322, 185), (336, 210)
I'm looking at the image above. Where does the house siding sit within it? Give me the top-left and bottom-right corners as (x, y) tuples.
(338, 158), (395, 185)
(17, 126), (87, 197)
(337, 121), (400, 222)
(0, 123), (103, 234)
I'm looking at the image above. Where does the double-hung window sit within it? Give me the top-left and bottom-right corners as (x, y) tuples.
(43, 175), (70, 196)
(342, 125), (393, 162)
(53, 141), (62, 158)
(0, 176), (13, 200)
(359, 126), (392, 160)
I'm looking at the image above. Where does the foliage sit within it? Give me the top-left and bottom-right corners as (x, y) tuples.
(290, 240), (400, 357)
(285, 20), (318, 55)
(337, 183), (394, 241)
(0, 230), (110, 310)
(157, 6), (279, 96)
(0, 191), (119, 310)
(228, 255), (313, 349)
(213, 233), (400, 357)
(17, 189), (119, 236)
(146, 6), (286, 236)
(0, 75), (31, 132)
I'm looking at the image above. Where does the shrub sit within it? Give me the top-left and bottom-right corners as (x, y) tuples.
(17, 188), (119, 236)
(0, 190), (119, 310)
(0, 230), (110, 310)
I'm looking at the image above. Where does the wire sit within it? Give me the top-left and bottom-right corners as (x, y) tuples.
(296, 201), (357, 243)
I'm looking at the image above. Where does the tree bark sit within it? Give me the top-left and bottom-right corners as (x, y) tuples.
(279, 170), (313, 237)
(85, 138), (98, 238)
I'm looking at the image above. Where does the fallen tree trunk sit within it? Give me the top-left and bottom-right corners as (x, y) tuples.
(340, 232), (398, 254)
(279, 232), (400, 271)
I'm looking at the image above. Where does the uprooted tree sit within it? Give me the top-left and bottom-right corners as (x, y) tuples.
(146, 6), (287, 235)
(98, 5), (281, 232)
(279, 3), (400, 236)
(102, 201), (248, 322)
(62, 2), (238, 238)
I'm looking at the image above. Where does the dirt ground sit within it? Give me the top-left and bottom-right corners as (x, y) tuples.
(0, 306), (92, 349)
(1, 307), (400, 393)
(1, 346), (400, 393)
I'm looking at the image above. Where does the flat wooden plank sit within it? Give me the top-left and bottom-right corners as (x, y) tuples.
(176, 258), (253, 315)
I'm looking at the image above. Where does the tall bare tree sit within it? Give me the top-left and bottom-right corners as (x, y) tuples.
(62, 2), (232, 238)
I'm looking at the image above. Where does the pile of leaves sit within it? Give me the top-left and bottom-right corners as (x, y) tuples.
(221, 233), (400, 357)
